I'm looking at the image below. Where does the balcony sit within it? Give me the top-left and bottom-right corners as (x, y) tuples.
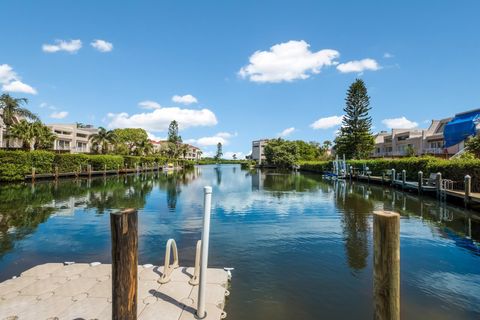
(424, 148), (444, 155)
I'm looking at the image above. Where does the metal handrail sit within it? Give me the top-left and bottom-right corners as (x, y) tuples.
(158, 238), (179, 284)
(189, 240), (201, 285)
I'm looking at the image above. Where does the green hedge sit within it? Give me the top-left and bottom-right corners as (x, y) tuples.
(0, 151), (182, 182)
(299, 157), (480, 189)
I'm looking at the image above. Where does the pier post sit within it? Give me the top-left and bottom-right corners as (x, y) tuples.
(464, 175), (471, 206)
(55, 165), (59, 180)
(418, 171), (423, 194)
(373, 211), (400, 320)
(382, 172), (385, 185)
(87, 164), (92, 178)
(391, 169), (396, 187)
(117, 164), (120, 175)
(104, 164), (107, 176)
(401, 170), (406, 190)
(197, 186), (213, 319)
(436, 172), (442, 198)
(110, 208), (138, 320)
(31, 167), (36, 183)
(349, 166), (353, 181)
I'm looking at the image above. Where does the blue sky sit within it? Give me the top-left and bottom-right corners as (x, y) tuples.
(1, 0), (480, 158)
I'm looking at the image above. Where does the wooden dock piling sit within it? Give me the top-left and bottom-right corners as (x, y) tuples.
(373, 211), (400, 320)
(401, 170), (406, 190)
(31, 167), (36, 183)
(110, 208), (138, 320)
(391, 169), (396, 186)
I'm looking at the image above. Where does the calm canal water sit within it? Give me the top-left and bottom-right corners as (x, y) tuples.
(0, 164), (479, 319)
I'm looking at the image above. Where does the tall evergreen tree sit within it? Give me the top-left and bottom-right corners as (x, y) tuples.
(215, 142), (223, 160)
(334, 79), (374, 159)
(167, 120), (182, 144)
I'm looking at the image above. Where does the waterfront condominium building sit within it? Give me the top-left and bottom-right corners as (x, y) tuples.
(251, 139), (269, 164)
(150, 140), (202, 160)
(47, 123), (99, 153)
(372, 108), (480, 158)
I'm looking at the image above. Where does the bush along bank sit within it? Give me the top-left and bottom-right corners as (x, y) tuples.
(299, 157), (480, 189)
(0, 150), (194, 182)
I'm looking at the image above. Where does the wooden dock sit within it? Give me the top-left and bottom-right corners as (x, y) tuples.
(352, 173), (480, 206)
(0, 262), (230, 320)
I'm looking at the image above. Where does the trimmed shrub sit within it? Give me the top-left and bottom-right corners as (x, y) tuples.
(54, 154), (89, 172)
(88, 155), (124, 170)
(0, 151), (29, 181)
(28, 151), (55, 173)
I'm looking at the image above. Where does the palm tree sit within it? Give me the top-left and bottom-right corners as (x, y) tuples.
(134, 139), (153, 156)
(0, 94), (39, 148)
(9, 120), (54, 150)
(35, 125), (56, 150)
(9, 120), (33, 150)
(180, 144), (189, 159)
(89, 127), (117, 154)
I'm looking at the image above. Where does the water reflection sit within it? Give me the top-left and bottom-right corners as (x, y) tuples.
(334, 180), (372, 271)
(0, 169), (198, 259)
(0, 166), (479, 319)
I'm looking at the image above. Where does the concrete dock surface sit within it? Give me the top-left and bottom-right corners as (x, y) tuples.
(0, 263), (229, 320)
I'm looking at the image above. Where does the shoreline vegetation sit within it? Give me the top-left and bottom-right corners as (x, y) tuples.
(299, 157), (480, 189)
(0, 150), (254, 182)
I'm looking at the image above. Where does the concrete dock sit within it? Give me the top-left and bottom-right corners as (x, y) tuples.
(0, 262), (229, 320)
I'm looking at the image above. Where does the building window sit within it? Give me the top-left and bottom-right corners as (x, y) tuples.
(58, 140), (70, 150)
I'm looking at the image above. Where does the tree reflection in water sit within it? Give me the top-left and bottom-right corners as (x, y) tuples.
(334, 180), (373, 271)
(0, 168), (198, 259)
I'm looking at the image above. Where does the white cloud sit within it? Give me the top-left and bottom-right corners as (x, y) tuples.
(2, 80), (37, 95)
(0, 64), (17, 84)
(0, 64), (37, 95)
(337, 58), (380, 73)
(238, 40), (339, 83)
(172, 94), (198, 105)
(50, 111), (69, 119)
(138, 100), (161, 110)
(224, 151), (245, 160)
(216, 132), (236, 139)
(310, 115), (343, 130)
(91, 39), (113, 52)
(42, 39), (82, 53)
(278, 127), (295, 137)
(185, 132), (236, 147)
(40, 102), (57, 110)
(107, 103), (217, 132)
(382, 116), (418, 129)
(384, 52), (394, 58)
(147, 132), (166, 141)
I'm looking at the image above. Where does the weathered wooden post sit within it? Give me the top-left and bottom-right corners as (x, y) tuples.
(110, 208), (138, 320)
(417, 171), (423, 195)
(464, 175), (471, 206)
(104, 164), (107, 176)
(381, 172), (385, 185)
(197, 186), (213, 319)
(401, 170), (406, 190)
(373, 211), (400, 320)
(391, 169), (396, 187)
(436, 172), (442, 198)
(349, 166), (353, 181)
(31, 167), (36, 183)
(87, 164), (92, 178)
(55, 165), (59, 180)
